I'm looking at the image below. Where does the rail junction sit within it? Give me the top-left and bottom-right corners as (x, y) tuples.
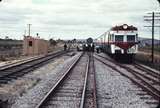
(0, 50), (159, 108)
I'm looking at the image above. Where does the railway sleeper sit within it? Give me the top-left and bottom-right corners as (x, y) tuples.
(49, 97), (81, 101)
(0, 80), (9, 84)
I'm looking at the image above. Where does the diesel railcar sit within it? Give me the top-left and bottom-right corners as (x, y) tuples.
(96, 24), (138, 62)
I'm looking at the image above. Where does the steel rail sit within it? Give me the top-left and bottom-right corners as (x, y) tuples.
(122, 65), (160, 84)
(92, 53), (98, 108)
(0, 50), (66, 71)
(80, 54), (89, 108)
(95, 54), (159, 83)
(0, 51), (67, 82)
(134, 63), (160, 78)
(81, 52), (97, 108)
(94, 55), (160, 101)
(0, 56), (41, 70)
(35, 53), (83, 108)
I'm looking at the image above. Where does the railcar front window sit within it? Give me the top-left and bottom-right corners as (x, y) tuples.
(115, 35), (123, 42)
(127, 35), (135, 42)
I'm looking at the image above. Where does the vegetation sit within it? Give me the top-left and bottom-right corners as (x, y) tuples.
(135, 53), (160, 70)
(49, 39), (57, 46)
(136, 45), (160, 70)
(139, 45), (160, 54)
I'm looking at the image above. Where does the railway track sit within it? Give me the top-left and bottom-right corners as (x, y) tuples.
(83, 52), (97, 108)
(134, 63), (160, 80)
(0, 56), (41, 70)
(0, 50), (67, 84)
(35, 52), (97, 108)
(94, 54), (160, 106)
(95, 54), (160, 87)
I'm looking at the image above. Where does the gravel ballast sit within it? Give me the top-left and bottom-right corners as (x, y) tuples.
(94, 59), (153, 108)
(0, 52), (80, 108)
(11, 52), (81, 108)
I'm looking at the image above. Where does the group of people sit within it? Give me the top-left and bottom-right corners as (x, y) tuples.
(64, 43), (100, 53)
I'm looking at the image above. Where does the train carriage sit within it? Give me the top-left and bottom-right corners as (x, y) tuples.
(97, 24), (139, 62)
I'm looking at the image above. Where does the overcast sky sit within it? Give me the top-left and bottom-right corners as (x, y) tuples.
(0, 0), (159, 40)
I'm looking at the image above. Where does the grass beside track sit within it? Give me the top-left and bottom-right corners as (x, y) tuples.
(135, 51), (160, 71)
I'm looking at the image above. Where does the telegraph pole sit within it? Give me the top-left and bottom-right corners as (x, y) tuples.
(144, 12), (160, 63)
(104, 32), (106, 46)
(28, 24), (32, 36)
(151, 12), (154, 63)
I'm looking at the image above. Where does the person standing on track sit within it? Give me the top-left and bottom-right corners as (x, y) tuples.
(96, 45), (100, 53)
(64, 43), (67, 51)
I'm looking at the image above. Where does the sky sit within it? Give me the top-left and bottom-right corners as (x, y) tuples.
(0, 0), (159, 40)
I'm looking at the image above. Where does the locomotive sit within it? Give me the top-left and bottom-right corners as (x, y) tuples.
(77, 38), (95, 52)
(83, 38), (95, 52)
(96, 24), (138, 62)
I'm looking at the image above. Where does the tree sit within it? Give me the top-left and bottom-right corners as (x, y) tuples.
(49, 39), (57, 46)
(158, 0), (160, 4)
(5, 36), (9, 40)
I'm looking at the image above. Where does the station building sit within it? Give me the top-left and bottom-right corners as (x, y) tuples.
(23, 36), (49, 55)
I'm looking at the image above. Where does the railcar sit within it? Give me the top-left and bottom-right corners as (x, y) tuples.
(96, 24), (138, 62)
(83, 38), (95, 52)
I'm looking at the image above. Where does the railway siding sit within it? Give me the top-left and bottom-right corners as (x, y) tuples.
(94, 53), (159, 108)
(11, 52), (82, 108)
(36, 53), (87, 108)
(83, 53), (97, 108)
(0, 51), (159, 108)
(0, 51), (67, 84)
(94, 57), (153, 108)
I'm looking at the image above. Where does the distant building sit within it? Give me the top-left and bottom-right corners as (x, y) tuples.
(23, 36), (49, 55)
